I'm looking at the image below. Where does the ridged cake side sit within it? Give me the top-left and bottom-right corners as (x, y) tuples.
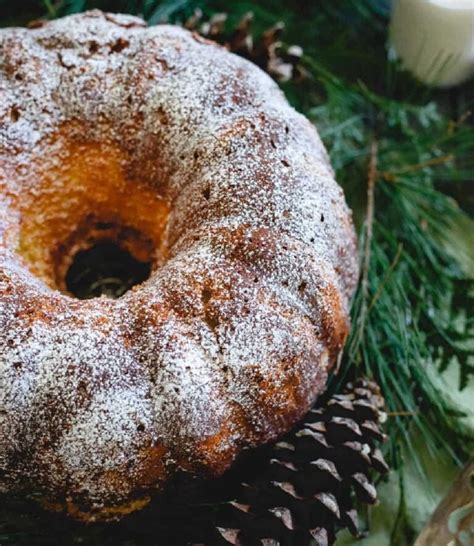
(0, 11), (358, 520)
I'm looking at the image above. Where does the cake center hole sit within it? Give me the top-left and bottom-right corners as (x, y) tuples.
(65, 242), (151, 300)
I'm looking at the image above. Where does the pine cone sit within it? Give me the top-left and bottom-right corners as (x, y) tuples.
(183, 10), (304, 82)
(207, 378), (389, 546)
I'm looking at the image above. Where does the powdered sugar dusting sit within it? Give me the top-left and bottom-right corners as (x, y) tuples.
(0, 11), (358, 516)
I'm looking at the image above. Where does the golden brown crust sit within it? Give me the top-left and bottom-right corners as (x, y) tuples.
(0, 11), (358, 520)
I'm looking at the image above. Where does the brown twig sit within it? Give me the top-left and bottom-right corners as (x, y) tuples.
(456, 109), (472, 126)
(367, 243), (403, 313)
(352, 140), (378, 354)
(448, 109), (472, 134)
(361, 140), (378, 309)
(381, 154), (454, 182)
(414, 460), (474, 546)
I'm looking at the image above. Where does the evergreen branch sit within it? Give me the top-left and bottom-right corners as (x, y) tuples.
(300, 34), (473, 466)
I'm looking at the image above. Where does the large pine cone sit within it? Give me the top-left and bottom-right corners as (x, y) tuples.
(185, 378), (389, 546)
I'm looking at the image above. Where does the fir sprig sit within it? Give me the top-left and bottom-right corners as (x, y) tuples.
(301, 49), (473, 467)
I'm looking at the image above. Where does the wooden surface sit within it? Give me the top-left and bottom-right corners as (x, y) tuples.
(414, 460), (474, 546)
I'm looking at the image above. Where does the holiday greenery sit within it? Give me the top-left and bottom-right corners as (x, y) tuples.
(0, 1), (472, 545)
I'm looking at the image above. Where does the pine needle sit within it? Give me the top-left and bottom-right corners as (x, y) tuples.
(42, 0), (56, 17)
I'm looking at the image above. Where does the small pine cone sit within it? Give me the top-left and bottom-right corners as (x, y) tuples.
(209, 378), (389, 546)
(227, 11), (255, 58)
(182, 10), (304, 82)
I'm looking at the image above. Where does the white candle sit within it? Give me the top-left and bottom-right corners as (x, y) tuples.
(390, 0), (474, 87)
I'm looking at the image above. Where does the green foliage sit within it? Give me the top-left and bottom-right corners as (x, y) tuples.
(299, 32), (474, 469)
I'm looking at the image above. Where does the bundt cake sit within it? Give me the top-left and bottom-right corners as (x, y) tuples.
(0, 11), (358, 521)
